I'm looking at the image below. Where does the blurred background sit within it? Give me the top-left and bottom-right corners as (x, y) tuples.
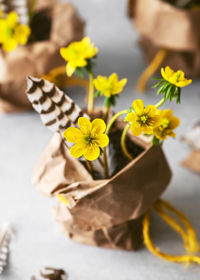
(1, 0), (200, 279)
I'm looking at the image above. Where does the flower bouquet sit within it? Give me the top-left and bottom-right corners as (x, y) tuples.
(128, 0), (200, 91)
(0, 0), (84, 113)
(27, 37), (200, 265)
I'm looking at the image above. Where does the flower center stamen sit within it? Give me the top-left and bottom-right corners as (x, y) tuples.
(140, 115), (148, 124)
(83, 134), (94, 144)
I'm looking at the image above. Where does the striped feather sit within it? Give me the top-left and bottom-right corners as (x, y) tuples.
(26, 76), (89, 133)
(0, 224), (14, 275)
(0, 0), (29, 24)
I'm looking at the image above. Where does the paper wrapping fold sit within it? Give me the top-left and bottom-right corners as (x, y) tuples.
(32, 119), (172, 250)
(129, 0), (200, 76)
(0, 1), (85, 113)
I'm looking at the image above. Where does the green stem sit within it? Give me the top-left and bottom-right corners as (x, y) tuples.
(103, 109), (129, 178)
(88, 72), (94, 115)
(121, 124), (133, 161)
(106, 109), (128, 135)
(104, 105), (110, 123)
(155, 97), (165, 109)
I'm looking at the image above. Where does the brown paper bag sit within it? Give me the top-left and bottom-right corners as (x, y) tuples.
(0, 1), (85, 113)
(128, 0), (200, 76)
(32, 118), (172, 250)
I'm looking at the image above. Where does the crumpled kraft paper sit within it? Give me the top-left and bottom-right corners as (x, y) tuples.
(32, 118), (172, 250)
(128, 0), (200, 77)
(0, 1), (85, 113)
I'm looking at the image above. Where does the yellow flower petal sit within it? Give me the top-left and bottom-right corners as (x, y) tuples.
(132, 99), (144, 114)
(91, 118), (106, 134)
(2, 38), (17, 52)
(144, 104), (157, 116)
(162, 109), (173, 118)
(109, 72), (118, 83)
(14, 24), (30, 44)
(142, 125), (153, 134)
(126, 112), (137, 123)
(176, 80), (192, 87)
(7, 11), (18, 28)
(81, 36), (90, 46)
(118, 78), (127, 88)
(95, 134), (109, 147)
(66, 63), (75, 77)
(60, 47), (69, 61)
(70, 143), (86, 158)
(63, 127), (83, 143)
(130, 123), (142, 136)
(84, 144), (100, 161)
(78, 117), (91, 134)
(170, 116), (180, 129)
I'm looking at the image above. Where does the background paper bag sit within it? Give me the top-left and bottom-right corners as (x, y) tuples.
(128, 0), (200, 77)
(0, 0), (85, 113)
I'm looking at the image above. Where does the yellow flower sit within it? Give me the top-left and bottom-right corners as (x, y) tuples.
(60, 37), (98, 77)
(0, 11), (30, 52)
(153, 109), (180, 140)
(13, 24), (31, 45)
(126, 99), (161, 136)
(161, 66), (192, 88)
(63, 117), (109, 161)
(94, 73), (127, 98)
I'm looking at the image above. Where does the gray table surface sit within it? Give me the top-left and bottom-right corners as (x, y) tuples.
(1, 0), (200, 279)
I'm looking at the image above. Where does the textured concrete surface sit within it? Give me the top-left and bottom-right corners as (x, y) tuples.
(1, 0), (200, 279)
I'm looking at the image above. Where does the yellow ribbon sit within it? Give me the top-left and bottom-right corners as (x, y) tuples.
(143, 199), (200, 265)
(137, 49), (168, 93)
(42, 66), (89, 101)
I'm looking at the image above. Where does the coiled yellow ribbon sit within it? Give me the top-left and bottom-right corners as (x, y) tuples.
(143, 199), (200, 265)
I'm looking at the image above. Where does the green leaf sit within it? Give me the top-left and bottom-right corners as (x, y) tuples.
(152, 78), (164, 81)
(85, 59), (93, 73)
(128, 106), (134, 113)
(157, 82), (170, 95)
(104, 97), (110, 108)
(104, 96), (116, 108)
(99, 147), (103, 156)
(74, 67), (84, 78)
(152, 80), (165, 89)
(164, 84), (173, 101)
(94, 91), (101, 98)
(152, 136), (160, 146)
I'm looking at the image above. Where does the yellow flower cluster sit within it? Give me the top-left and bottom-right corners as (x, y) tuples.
(94, 73), (127, 98)
(161, 66), (192, 88)
(60, 37), (98, 77)
(0, 11), (31, 52)
(154, 109), (180, 140)
(63, 117), (109, 161)
(126, 99), (180, 141)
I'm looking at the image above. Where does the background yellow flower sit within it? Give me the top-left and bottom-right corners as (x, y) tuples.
(63, 117), (109, 161)
(94, 73), (127, 98)
(126, 99), (161, 136)
(0, 11), (30, 52)
(154, 109), (180, 140)
(60, 37), (98, 77)
(161, 66), (192, 88)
